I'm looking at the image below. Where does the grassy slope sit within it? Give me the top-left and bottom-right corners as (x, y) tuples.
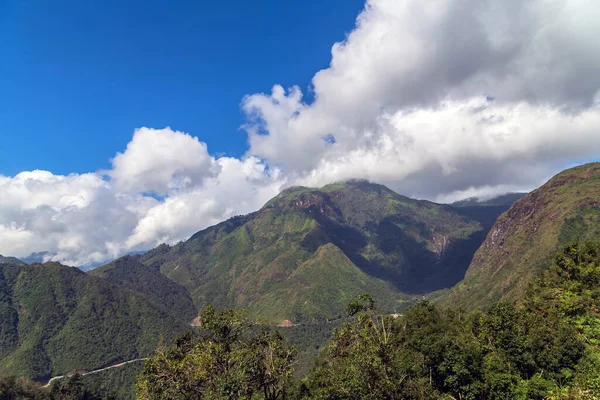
(0, 262), (189, 381)
(445, 162), (600, 310)
(139, 180), (485, 323)
(247, 243), (409, 322)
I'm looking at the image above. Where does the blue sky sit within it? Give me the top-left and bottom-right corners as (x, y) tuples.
(1, 0), (599, 265)
(0, 0), (364, 176)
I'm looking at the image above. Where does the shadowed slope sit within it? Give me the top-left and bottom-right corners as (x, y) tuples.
(446, 162), (600, 310)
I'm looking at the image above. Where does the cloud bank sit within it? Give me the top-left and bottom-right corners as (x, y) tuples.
(1, 0), (599, 266)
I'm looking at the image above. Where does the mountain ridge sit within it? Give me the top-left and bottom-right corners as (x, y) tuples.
(128, 180), (492, 323)
(445, 162), (600, 309)
(0, 261), (190, 381)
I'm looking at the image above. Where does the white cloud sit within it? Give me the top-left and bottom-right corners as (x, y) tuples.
(109, 127), (219, 194)
(1, 0), (600, 266)
(124, 156), (283, 251)
(0, 133), (283, 266)
(243, 0), (600, 196)
(0, 171), (145, 265)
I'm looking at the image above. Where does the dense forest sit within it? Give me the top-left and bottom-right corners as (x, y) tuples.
(0, 262), (189, 381)
(5, 242), (597, 399)
(135, 243), (600, 399)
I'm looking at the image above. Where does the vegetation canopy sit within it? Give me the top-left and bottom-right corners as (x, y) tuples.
(136, 243), (600, 400)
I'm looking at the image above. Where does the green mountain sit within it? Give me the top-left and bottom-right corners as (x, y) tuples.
(136, 180), (486, 323)
(0, 255), (25, 266)
(446, 162), (600, 310)
(89, 255), (197, 323)
(0, 261), (190, 382)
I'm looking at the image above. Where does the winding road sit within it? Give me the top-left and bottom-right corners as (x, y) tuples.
(43, 358), (148, 388)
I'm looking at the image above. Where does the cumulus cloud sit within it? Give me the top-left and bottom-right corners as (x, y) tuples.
(0, 170), (147, 265)
(0, 128), (284, 266)
(124, 156), (283, 250)
(109, 127), (219, 194)
(1, 0), (600, 266)
(243, 0), (600, 197)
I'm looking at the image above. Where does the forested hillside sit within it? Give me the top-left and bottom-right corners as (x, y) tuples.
(135, 180), (487, 323)
(0, 262), (189, 382)
(90, 255), (198, 323)
(137, 242), (600, 399)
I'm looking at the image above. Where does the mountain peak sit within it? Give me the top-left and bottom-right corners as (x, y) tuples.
(262, 180), (410, 215)
(133, 179), (487, 323)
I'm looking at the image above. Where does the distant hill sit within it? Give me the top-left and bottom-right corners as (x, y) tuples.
(90, 255), (198, 322)
(450, 192), (527, 231)
(0, 255), (25, 266)
(133, 180), (486, 323)
(0, 262), (189, 381)
(445, 162), (600, 310)
(20, 251), (56, 264)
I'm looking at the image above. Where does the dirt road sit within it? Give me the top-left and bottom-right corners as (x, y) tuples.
(43, 358), (148, 388)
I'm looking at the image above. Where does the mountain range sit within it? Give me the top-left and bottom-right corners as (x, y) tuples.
(2, 163), (600, 394)
(0, 262), (189, 381)
(116, 180), (496, 323)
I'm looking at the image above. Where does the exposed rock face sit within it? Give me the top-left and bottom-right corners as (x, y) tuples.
(431, 234), (449, 258)
(446, 163), (600, 310)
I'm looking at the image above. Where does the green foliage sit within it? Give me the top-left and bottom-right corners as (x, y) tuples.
(50, 374), (103, 400)
(303, 301), (487, 400)
(90, 255), (198, 323)
(526, 242), (600, 398)
(6, 242), (600, 399)
(302, 250), (600, 400)
(0, 374), (51, 400)
(529, 242), (600, 346)
(0, 262), (189, 381)
(137, 306), (298, 400)
(136, 180), (486, 324)
(49, 362), (143, 400)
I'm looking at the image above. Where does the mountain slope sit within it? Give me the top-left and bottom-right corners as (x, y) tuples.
(0, 255), (25, 266)
(446, 162), (600, 310)
(138, 180), (486, 323)
(89, 255), (197, 322)
(0, 262), (189, 381)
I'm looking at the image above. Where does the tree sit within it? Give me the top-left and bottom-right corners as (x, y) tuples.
(136, 306), (297, 400)
(50, 374), (100, 400)
(0, 374), (52, 400)
(305, 294), (423, 399)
